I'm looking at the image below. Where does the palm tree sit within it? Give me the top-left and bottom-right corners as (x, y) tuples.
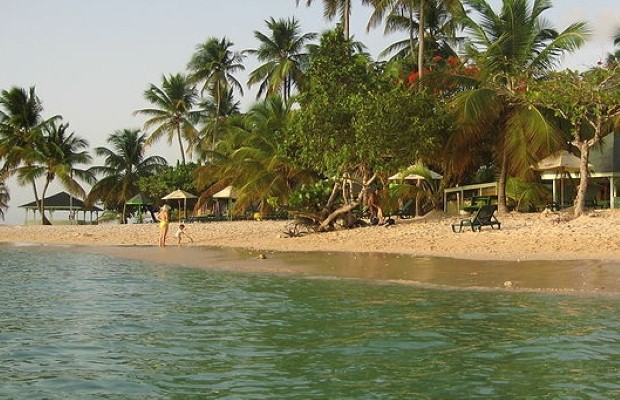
(296, 0), (373, 39)
(14, 121), (94, 224)
(246, 17), (317, 103)
(187, 37), (245, 150)
(0, 86), (58, 224)
(134, 73), (200, 165)
(194, 88), (241, 159)
(88, 129), (167, 223)
(368, 0), (464, 77)
(195, 96), (314, 216)
(0, 180), (9, 220)
(371, 0), (463, 65)
(606, 27), (620, 65)
(447, 0), (589, 213)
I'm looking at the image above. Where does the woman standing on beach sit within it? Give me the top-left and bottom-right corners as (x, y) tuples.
(157, 205), (170, 247)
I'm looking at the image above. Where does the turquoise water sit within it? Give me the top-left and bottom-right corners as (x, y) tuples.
(1, 246), (619, 399)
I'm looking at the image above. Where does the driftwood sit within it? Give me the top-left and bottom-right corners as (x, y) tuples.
(282, 216), (319, 237)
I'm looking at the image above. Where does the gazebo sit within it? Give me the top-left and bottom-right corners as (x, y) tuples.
(19, 191), (102, 225)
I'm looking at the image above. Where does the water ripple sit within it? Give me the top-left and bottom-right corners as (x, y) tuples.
(1, 246), (619, 399)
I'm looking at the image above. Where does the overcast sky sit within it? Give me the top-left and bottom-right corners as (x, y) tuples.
(1, 0), (618, 225)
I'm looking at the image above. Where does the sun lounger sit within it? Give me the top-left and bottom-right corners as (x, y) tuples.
(451, 204), (501, 232)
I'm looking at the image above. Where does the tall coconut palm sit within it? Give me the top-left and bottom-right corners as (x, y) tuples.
(0, 180), (9, 220)
(372, 0), (464, 66)
(296, 0), (373, 39)
(88, 129), (167, 223)
(368, 0), (464, 77)
(447, 0), (589, 213)
(134, 73), (200, 165)
(187, 37), (245, 150)
(15, 121), (94, 224)
(0, 86), (58, 224)
(246, 17), (317, 103)
(195, 88), (241, 159)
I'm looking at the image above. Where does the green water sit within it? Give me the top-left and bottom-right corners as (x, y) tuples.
(1, 246), (619, 399)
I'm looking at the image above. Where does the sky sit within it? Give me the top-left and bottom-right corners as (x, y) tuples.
(1, 0), (618, 225)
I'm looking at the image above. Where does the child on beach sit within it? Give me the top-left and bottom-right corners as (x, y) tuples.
(174, 224), (194, 246)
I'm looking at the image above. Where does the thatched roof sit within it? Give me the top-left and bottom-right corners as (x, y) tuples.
(19, 191), (102, 211)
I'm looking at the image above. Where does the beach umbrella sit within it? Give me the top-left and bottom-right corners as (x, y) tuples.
(534, 150), (592, 207)
(126, 193), (153, 223)
(388, 168), (443, 181)
(162, 189), (197, 220)
(126, 193), (153, 205)
(212, 186), (237, 220)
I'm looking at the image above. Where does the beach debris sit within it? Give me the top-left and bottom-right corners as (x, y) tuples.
(256, 253), (267, 259)
(503, 280), (513, 288)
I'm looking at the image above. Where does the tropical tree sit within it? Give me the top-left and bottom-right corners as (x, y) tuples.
(88, 129), (167, 223)
(0, 86), (58, 224)
(607, 27), (620, 65)
(187, 37), (245, 150)
(289, 28), (448, 229)
(295, 0), (373, 39)
(134, 73), (199, 165)
(446, 0), (589, 213)
(195, 95), (315, 217)
(0, 180), (9, 220)
(14, 121), (94, 224)
(246, 17), (317, 103)
(194, 88), (241, 159)
(527, 65), (620, 217)
(372, 0), (463, 65)
(368, 0), (464, 75)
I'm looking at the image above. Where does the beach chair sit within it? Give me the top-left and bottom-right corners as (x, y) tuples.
(451, 204), (501, 233)
(394, 199), (414, 219)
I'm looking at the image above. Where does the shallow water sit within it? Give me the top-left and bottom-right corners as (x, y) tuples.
(1, 246), (619, 399)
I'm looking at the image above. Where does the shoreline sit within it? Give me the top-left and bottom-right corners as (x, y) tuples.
(2, 209), (620, 261)
(2, 209), (620, 296)
(4, 243), (620, 296)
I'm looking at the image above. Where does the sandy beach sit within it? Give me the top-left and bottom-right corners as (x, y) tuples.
(2, 209), (620, 294)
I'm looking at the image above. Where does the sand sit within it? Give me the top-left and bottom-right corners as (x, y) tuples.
(2, 209), (620, 295)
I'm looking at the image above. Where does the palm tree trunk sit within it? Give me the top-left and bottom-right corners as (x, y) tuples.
(344, 0), (351, 39)
(32, 179), (51, 225)
(418, 0), (425, 78)
(497, 150), (509, 214)
(176, 124), (186, 165)
(213, 82), (221, 151)
(409, 8), (416, 66)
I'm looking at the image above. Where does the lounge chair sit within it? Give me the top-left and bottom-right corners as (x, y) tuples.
(393, 199), (414, 219)
(451, 204), (501, 233)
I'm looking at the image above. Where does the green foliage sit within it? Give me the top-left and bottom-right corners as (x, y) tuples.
(355, 83), (449, 174)
(506, 177), (551, 212)
(289, 27), (448, 179)
(527, 66), (620, 141)
(289, 28), (372, 176)
(138, 162), (199, 203)
(288, 179), (335, 213)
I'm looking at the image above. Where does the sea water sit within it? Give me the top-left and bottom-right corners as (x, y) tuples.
(1, 246), (619, 399)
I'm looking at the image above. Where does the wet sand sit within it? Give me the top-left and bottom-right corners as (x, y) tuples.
(3, 209), (620, 295)
(77, 244), (620, 296)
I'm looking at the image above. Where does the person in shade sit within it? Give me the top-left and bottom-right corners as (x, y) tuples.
(368, 188), (385, 225)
